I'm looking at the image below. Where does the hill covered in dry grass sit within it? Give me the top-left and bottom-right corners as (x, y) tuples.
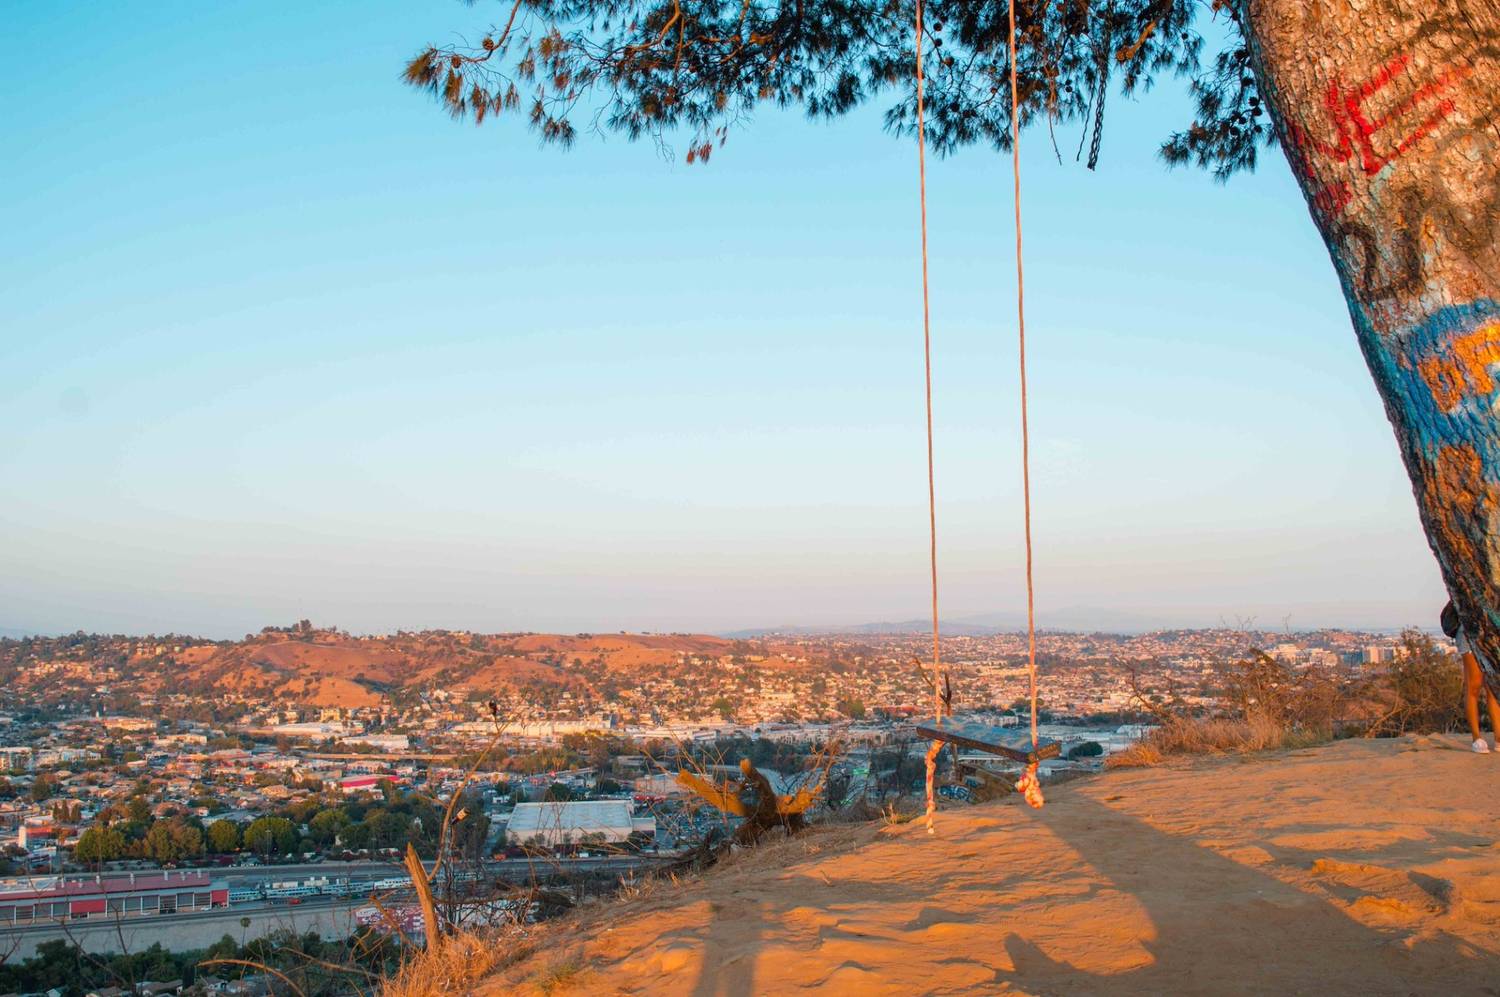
(459, 734), (1500, 996)
(1, 627), (797, 708)
(176, 630), (752, 707)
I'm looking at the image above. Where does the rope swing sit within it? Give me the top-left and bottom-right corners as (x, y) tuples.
(917, 0), (1050, 832)
(1008, 0), (1045, 814)
(912, 0), (946, 836)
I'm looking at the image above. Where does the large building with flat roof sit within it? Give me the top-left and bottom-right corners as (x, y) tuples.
(505, 800), (654, 848)
(0, 870), (228, 924)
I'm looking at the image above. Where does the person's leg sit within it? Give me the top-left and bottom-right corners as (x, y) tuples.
(1463, 652), (1486, 747)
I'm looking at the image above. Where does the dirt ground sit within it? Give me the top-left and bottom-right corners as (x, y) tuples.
(483, 734), (1500, 996)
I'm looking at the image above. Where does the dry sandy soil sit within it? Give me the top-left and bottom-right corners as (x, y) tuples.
(485, 734), (1500, 996)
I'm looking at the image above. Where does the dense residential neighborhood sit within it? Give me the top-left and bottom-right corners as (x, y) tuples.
(0, 622), (1428, 993)
(0, 624), (1414, 876)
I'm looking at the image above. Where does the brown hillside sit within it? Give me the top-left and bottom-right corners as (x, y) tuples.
(244, 640), (409, 681)
(273, 676), (384, 709)
(437, 656), (582, 690)
(505, 633), (736, 672)
(176, 639), (420, 702)
(478, 735), (1500, 996)
(167, 631), (747, 706)
(509, 634), (731, 654)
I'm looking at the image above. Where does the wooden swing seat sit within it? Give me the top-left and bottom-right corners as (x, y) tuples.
(915, 717), (1060, 765)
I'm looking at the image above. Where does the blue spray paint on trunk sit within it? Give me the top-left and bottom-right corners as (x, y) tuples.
(1350, 297), (1500, 691)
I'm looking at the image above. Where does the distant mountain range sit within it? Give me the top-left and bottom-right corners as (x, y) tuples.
(725, 607), (1177, 638)
(725, 620), (1009, 638)
(724, 606), (1425, 638)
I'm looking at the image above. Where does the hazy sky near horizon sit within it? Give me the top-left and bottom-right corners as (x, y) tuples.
(1, 1), (1448, 637)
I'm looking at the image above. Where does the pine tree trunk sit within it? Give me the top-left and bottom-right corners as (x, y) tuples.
(1245, 0), (1500, 693)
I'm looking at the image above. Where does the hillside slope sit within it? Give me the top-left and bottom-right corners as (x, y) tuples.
(485, 735), (1500, 995)
(168, 631), (744, 705)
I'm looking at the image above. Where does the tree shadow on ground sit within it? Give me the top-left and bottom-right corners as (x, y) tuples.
(689, 898), (764, 997)
(998, 791), (1500, 995)
(662, 783), (1500, 996)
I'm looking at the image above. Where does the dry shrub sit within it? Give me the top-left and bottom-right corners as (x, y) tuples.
(1216, 650), (1339, 739)
(1118, 648), (1346, 764)
(1119, 631), (1468, 764)
(380, 930), (516, 997)
(1110, 712), (1330, 768)
(1365, 630), (1465, 735)
(612, 867), (690, 906)
(530, 954), (585, 994)
(1105, 739), (1162, 769)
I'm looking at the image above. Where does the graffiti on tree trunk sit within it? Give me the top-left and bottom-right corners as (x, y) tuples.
(1252, 1), (1500, 694)
(1415, 315), (1500, 411)
(1360, 299), (1500, 691)
(1276, 16), (1500, 308)
(1283, 53), (1469, 219)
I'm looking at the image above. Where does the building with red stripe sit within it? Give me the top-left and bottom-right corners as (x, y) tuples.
(0, 871), (229, 924)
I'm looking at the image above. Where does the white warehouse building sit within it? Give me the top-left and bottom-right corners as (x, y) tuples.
(505, 801), (655, 848)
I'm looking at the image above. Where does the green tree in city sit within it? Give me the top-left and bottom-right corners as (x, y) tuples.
(205, 933), (239, 963)
(243, 816), (297, 857)
(206, 819), (241, 854)
(340, 819), (372, 851)
(73, 825), (127, 867)
(308, 807), (351, 846)
(28, 773), (56, 802)
(837, 697), (867, 720)
(361, 808), (412, 850)
(142, 818), (204, 865)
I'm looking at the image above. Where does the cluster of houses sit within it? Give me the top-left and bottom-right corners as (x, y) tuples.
(0, 712), (430, 871)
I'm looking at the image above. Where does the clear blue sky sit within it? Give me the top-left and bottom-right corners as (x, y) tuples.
(0, 1), (1446, 637)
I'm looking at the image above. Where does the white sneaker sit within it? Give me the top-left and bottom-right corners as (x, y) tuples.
(1472, 739), (1491, 754)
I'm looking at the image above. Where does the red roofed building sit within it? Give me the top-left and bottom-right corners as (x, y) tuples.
(17, 823), (56, 848)
(339, 774), (396, 795)
(0, 870), (228, 925)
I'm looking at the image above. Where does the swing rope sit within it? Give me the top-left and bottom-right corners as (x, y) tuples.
(1008, 0), (1045, 812)
(913, 0), (946, 834)
(918, 0), (1044, 829)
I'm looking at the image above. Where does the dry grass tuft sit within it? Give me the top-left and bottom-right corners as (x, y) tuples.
(1105, 739), (1164, 769)
(530, 954), (586, 994)
(1107, 714), (1329, 768)
(380, 930), (520, 997)
(612, 866), (700, 908)
(880, 802), (922, 826)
